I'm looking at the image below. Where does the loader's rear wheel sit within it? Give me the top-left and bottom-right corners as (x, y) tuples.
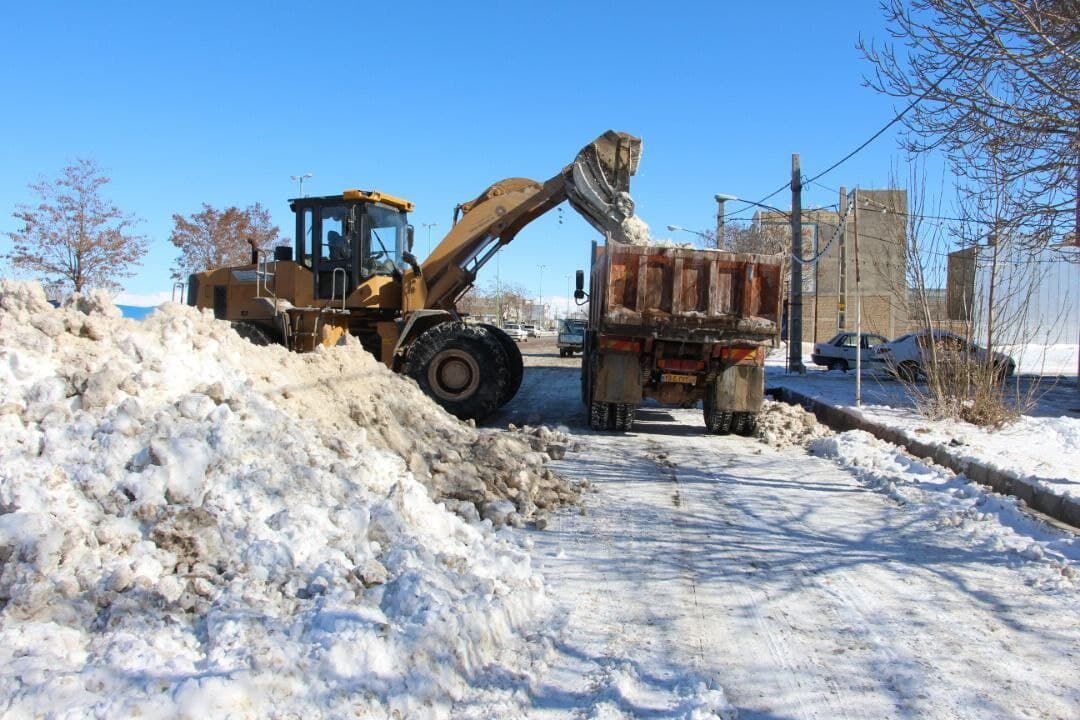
(405, 322), (508, 421)
(480, 324), (523, 407)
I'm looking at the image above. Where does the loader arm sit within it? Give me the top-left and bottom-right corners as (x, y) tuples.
(402, 130), (642, 313)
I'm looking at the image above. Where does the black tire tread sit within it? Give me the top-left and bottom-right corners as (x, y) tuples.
(404, 322), (509, 421)
(479, 324), (523, 407)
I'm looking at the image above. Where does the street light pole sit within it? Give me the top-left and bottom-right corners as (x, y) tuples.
(421, 222), (437, 255)
(666, 225), (709, 244)
(565, 274), (571, 320)
(537, 264), (547, 326)
(290, 173), (313, 198)
(714, 193), (736, 250)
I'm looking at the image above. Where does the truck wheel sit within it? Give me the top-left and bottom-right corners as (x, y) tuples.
(612, 403), (636, 432)
(705, 409), (734, 435)
(479, 324), (523, 407)
(732, 412), (757, 436)
(589, 401), (611, 431)
(405, 322), (508, 421)
(581, 346), (598, 407)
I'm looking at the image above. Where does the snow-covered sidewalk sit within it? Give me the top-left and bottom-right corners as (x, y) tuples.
(766, 356), (1080, 503)
(496, 347), (1078, 718)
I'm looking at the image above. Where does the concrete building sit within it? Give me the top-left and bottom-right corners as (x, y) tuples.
(756, 188), (908, 342)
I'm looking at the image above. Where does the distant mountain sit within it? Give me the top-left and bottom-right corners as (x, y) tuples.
(117, 305), (157, 321)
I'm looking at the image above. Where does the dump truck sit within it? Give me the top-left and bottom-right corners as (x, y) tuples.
(187, 131), (642, 421)
(576, 239), (783, 433)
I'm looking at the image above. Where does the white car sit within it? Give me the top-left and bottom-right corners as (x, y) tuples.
(810, 331), (888, 371)
(872, 329), (1015, 382)
(502, 323), (528, 342)
(523, 324), (538, 338)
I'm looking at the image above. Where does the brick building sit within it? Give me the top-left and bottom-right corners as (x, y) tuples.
(755, 188), (908, 342)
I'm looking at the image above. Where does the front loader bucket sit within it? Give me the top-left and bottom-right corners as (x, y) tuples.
(566, 130), (643, 236)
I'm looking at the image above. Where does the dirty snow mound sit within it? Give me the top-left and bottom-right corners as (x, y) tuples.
(755, 399), (832, 448)
(0, 280), (572, 717)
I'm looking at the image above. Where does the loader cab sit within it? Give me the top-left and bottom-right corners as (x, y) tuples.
(289, 190), (415, 301)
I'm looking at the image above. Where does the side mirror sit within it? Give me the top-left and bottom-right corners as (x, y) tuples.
(406, 225), (415, 253)
(573, 269), (586, 300)
(401, 251), (422, 276)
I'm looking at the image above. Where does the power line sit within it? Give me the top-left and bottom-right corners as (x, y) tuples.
(803, 33), (992, 187)
(724, 33), (993, 223)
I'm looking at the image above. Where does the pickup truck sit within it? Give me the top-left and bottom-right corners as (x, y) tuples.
(576, 240), (783, 433)
(557, 318), (586, 357)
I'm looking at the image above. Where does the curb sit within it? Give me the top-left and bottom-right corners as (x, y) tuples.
(768, 386), (1080, 530)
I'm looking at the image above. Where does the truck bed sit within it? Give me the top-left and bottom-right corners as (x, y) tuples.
(591, 243), (783, 344)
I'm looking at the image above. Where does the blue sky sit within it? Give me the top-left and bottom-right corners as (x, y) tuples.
(0, 1), (935, 306)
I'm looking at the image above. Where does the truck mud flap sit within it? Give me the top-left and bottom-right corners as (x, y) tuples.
(711, 364), (764, 413)
(594, 351), (642, 404)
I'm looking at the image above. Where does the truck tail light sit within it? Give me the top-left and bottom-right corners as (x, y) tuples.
(657, 358), (704, 372)
(718, 347), (764, 366)
(599, 337), (641, 353)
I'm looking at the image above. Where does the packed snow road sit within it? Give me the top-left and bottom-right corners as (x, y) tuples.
(489, 340), (1079, 719)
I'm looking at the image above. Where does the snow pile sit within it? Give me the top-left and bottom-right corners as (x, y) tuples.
(811, 430), (1078, 592)
(0, 280), (575, 717)
(754, 399), (832, 448)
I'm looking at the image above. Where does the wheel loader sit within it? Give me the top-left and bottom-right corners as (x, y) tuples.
(186, 130), (642, 421)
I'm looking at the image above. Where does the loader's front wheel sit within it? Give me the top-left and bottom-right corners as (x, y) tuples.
(479, 324), (523, 407)
(233, 321), (275, 347)
(405, 322), (508, 421)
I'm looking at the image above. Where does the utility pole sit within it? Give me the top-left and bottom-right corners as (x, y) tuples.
(789, 154), (805, 373)
(854, 188), (863, 407)
(838, 186), (848, 331)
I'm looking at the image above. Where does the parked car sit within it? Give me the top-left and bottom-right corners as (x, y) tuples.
(502, 323), (528, 342)
(811, 331), (889, 371)
(872, 329), (1016, 382)
(557, 318), (586, 357)
(523, 323), (538, 338)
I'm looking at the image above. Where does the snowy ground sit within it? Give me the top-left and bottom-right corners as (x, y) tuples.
(491, 340), (1079, 718)
(765, 346), (1080, 499)
(3, 293), (1077, 718)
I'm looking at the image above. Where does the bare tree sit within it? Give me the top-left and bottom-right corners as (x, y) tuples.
(169, 203), (281, 279)
(859, 0), (1080, 248)
(5, 159), (147, 293)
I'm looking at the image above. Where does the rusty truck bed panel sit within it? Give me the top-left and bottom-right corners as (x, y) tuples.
(592, 244), (783, 343)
